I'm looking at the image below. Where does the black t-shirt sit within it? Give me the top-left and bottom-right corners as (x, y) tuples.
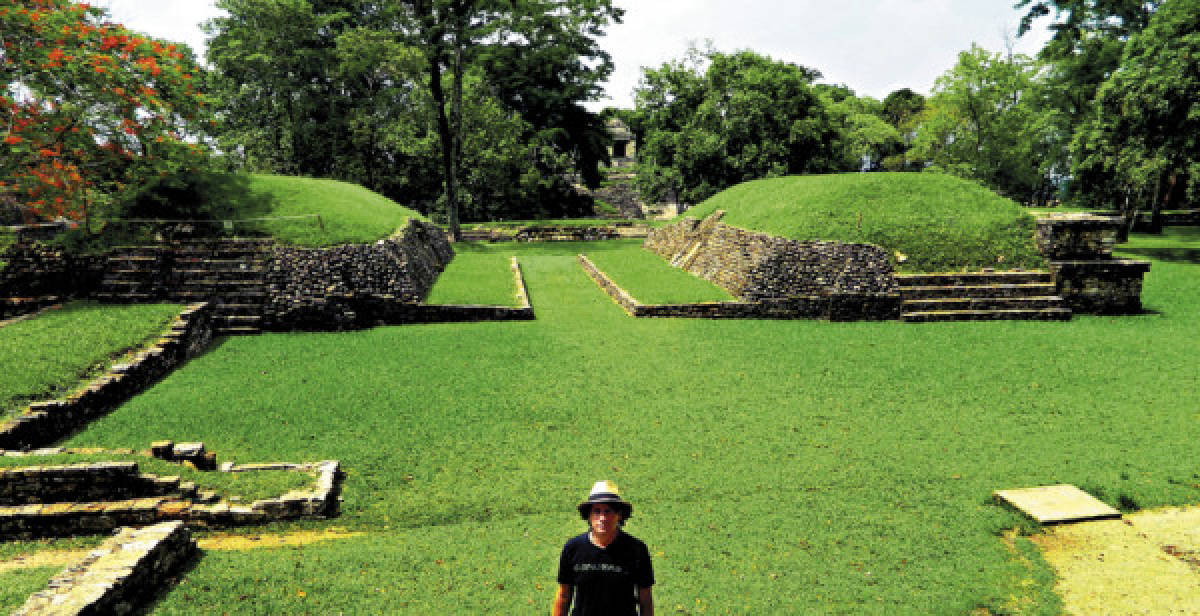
(557, 531), (655, 616)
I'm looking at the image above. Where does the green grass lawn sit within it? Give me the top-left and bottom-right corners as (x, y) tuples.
(19, 229), (1193, 613)
(0, 302), (182, 419)
(237, 174), (426, 246)
(424, 246), (522, 307)
(684, 173), (1046, 273)
(584, 240), (733, 304)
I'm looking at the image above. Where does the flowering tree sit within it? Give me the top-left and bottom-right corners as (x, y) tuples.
(1, 0), (212, 226)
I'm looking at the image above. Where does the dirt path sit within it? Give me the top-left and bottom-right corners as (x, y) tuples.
(1032, 506), (1200, 614)
(0, 528), (364, 575)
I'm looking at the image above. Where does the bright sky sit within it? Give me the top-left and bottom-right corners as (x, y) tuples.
(97, 0), (1054, 108)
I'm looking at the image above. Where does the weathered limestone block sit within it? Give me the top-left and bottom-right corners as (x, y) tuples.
(1035, 213), (1122, 260)
(1050, 259), (1152, 314)
(14, 521), (196, 616)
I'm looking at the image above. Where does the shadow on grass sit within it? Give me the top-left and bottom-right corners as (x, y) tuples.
(1117, 247), (1200, 265)
(452, 239), (643, 256)
(133, 549), (204, 616)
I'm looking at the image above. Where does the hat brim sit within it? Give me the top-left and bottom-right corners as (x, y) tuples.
(578, 499), (633, 520)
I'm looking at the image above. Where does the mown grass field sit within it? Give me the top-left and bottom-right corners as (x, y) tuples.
(0, 229), (1185, 613)
(584, 241), (733, 304)
(0, 302), (182, 419)
(684, 173), (1045, 273)
(425, 246), (523, 307)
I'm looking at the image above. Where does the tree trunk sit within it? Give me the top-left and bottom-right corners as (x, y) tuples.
(1148, 170), (1165, 235)
(426, 28), (460, 241)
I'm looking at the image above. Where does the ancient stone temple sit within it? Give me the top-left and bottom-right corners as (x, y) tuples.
(606, 118), (636, 167)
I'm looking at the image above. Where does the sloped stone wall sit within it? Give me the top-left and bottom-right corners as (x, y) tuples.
(263, 219), (454, 330)
(644, 212), (900, 318)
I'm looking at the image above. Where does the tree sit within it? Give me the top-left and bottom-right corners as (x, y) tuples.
(205, 0), (621, 231)
(908, 45), (1059, 202)
(1, 0), (212, 226)
(815, 85), (903, 172)
(1070, 0), (1199, 227)
(633, 48), (836, 204)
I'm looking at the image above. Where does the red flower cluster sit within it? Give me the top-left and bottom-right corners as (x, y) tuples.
(1, 0), (214, 223)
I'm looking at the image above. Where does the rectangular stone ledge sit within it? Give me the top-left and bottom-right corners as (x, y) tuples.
(14, 520), (196, 616)
(1049, 259), (1152, 315)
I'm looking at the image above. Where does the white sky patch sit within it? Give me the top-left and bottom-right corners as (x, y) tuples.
(95, 0), (1055, 107)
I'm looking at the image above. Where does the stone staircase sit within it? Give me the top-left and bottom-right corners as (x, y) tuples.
(95, 238), (272, 335)
(168, 239), (271, 335)
(896, 271), (1073, 323)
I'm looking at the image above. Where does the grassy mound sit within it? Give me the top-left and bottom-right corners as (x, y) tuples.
(683, 173), (1044, 272)
(237, 174), (427, 247)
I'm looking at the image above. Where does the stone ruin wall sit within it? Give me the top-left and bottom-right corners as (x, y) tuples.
(645, 212), (900, 319)
(1035, 214), (1152, 314)
(263, 218), (454, 330)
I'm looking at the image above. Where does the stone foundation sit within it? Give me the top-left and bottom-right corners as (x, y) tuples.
(0, 445), (344, 539)
(1036, 214), (1152, 314)
(1049, 259), (1152, 314)
(0, 303), (214, 450)
(580, 255), (900, 321)
(264, 219), (455, 330)
(1036, 213), (1121, 259)
(14, 521), (197, 616)
(641, 212), (900, 319)
(645, 212), (899, 303)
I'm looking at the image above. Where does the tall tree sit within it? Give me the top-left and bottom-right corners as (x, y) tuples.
(1070, 0), (1199, 226)
(908, 45), (1058, 202)
(633, 48), (835, 204)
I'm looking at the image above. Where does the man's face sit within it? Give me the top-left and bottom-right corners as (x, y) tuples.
(588, 503), (622, 535)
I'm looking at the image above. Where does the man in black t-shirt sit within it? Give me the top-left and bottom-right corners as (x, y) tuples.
(553, 480), (654, 616)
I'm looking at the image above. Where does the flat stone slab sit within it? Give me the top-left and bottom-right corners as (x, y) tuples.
(994, 484), (1121, 524)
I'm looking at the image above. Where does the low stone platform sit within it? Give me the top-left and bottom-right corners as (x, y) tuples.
(994, 484), (1121, 525)
(0, 445), (344, 539)
(14, 521), (196, 616)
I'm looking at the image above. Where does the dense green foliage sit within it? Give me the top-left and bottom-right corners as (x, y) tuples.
(236, 174), (423, 246)
(631, 48), (840, 205)
(584, 242), (732, 304)
(204, 0), (619, 224)
(425, 247), (523, 307)
(682, 173), (1044, 272)
(1070, 0), (1199, 216)
(27, 230), (1193, 613)
(0, 302), (181, 418)
(909, 45), (1060, 203)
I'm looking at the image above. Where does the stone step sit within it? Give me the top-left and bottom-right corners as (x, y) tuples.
(896, 271), (1051, 287)
(215, 314), (262, 325)
(900, 283), (1058, 300)
(93, 292), (157, 303)
(902, 296), (1066, 312)
(902, 308), (1073, 323)
(171, 290), (267, 301)
(216, 326), (262, 336)
(213, 302), (264, 315)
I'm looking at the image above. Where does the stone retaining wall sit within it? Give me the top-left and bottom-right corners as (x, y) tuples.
(1049, 259), (1152, 314)
(1035, 214), (1152, 314)
(15, 521), (196, 616)
(0, 303), (214, 450)
(645, 212), (899, 304)
(580, 255), (899, 321)
(264, 219), (455, 330)
(0, 244), (104, 300)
